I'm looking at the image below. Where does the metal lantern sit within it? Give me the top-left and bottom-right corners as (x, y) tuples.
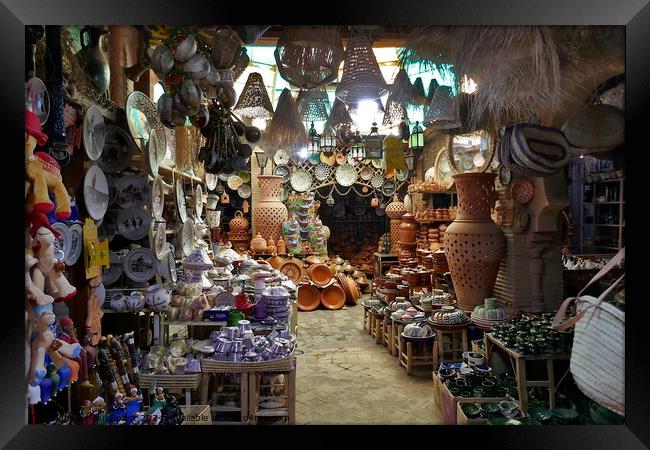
(351, 131), (365, 161)
(254, 148), (269, 174)
(364, 122), (383, 160)
(404, 153), (415, 171)
(409, 121), (424, 152)
(319, 128), (337, 156)
(307, 121), (320, 156)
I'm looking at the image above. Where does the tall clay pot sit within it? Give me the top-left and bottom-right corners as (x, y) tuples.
(397, 212), (418, 264)
(443, 173), (505, 313)
(254, 175), (288, 240)
(385, 195), (406, 255)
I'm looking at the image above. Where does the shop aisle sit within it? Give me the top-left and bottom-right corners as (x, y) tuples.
(295, 299), (443, 425)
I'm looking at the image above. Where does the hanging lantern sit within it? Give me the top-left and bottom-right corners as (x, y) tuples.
(383, 90), (408, 128)
(351, 131), (365, 161)
(398, 115), (410, 142)
(324, 99), (356, 142)
(409, 121), (424, 152)
(335, 35), (388, 104)
(233, 72), (274, 119)
(307, 121), (320, 156)
(296, 89), (331, 122)
(364, 122), (383, 160)
(319, 128), (337, 157)
(404, 153), (415, 171)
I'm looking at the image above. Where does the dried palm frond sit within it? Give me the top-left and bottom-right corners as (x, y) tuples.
(261, 88), (307, 158)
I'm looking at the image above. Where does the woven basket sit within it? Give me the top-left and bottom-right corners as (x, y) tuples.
(139, 373), (202, 389)
(509, 123), (571, 175)
(274, 26), (344, 90)
(296, 88), (331, 122)
(336, 35), (388, 103)
(424, 86), (461, 130)
(201, 352), (297, 374)
(383, 90), (408, 127)
(553, 248), (625, 416)
(324, 98), (355, 132)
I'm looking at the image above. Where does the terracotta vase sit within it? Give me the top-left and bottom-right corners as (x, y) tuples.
(443, 173), (505, 313)
(276, 236), (286, 255)
(229, 210), (249, 232)
(385, 195), (406, 255)
(398, 212), (418, 243)
(254, 175), (288, 240)
(250, 233), (267, 254)
(266, 237), (277, 254)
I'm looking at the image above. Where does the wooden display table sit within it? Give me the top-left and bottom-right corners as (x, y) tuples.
(430, 323), (469, 362)
(373, 252), (399, 278)
(483, 333), (570, 411)
(248, 366), (296, 425)
(199, 372), (249, 424)
(369, 310), (385, 344)
(362, 304), (372, 333)
(382, 313), (393, 351)
(399, 334), (437, 375)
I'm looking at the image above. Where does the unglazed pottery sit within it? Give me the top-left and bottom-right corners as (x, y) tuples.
(443, 173), (505, 312)
(254, 176), (288, 240)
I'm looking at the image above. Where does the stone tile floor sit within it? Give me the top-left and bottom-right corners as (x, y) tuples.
(294, 300), (444, 425)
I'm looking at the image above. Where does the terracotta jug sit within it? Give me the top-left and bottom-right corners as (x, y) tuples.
(229, 210), (249, 232)
(398, 212), (418, 243)
(443, 173), (505, 313)
(250, 233), (267, 254)
(253, 175), (288, 240)
(276, 236), (286, 255)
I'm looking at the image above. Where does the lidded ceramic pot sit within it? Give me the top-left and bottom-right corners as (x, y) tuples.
(250, 233), (267, 254)
(229, 210), (249, 232)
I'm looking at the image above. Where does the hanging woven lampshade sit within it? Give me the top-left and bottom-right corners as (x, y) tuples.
(274, 26), (345, 89)
(336, 35), (389, 104)
(389, 68), (415, 104)
(296, 88), (331, 122)
(382, 91), (408, 127)
(324, 98), (354, 132)
(233, 72), (274, 119)
(261, 88), (307, 157)
(427, 78), (439, 101)
(210, 27), (243, 69)
(412, 77), (429, 105)
(232, 47), (250, 82)
(424, 85), (461, 129)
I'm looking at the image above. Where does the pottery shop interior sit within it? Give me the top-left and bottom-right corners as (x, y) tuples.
(24, 24), (626, 426)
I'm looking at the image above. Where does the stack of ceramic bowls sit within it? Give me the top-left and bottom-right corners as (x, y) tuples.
(428, 305), (470, 327)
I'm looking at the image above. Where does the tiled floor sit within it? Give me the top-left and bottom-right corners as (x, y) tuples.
(295, 300), (443, 425)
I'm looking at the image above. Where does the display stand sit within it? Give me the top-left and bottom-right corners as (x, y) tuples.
(483, 333), (570, 410)
(247, 366), (296, 425)
(399, 334), (437, 375)
(199, 371), (249, 425)
(139, 373), (202, 407)
(382, 313), (393, 351)
(369, 310), (384, 344)
(373, 252), (399, 278)
(430, 324), (469, 362)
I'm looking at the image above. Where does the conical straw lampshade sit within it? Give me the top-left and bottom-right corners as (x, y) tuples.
(427, 78), (439, 101)
(234, 72), (274, 119)
(262, 88), (308, 158)
(296, 88), (331, 122)
(211, 27), (243, 69)
(324, 98), (355, 132)
(232, 48), (250, 82)
(424, 85), (461, 130)
(412, 77), (429, 105)
(336, 35), (389, 104)
(389, 68), (416, 104)
(274, 26), (344, 89)
(382, 91), (408, 127)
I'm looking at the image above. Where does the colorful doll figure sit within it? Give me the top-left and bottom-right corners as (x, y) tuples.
(108, 392), (127, 424)
(79, 400), (95, 425)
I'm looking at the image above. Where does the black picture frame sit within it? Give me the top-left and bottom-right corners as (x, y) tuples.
(4, 0), (649, 447)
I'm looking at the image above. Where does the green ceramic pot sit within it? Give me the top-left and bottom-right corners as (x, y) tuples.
(528, 406), (552, 423)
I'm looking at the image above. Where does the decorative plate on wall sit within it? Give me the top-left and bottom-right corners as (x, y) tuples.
(335, 164), (357, 187)
(290, 169), (313, 192)
(227, 175), (243, 190)
(396, 168), (410, 182)
(511, 179), (535, 205)
(98, 125), (135, 174)
(314, 163), (332, 182)
(370, 174), (384, 189)
(237, 184), (252, 198)
(25, 77), (50, 125)
(116, 174), (151, 210)
(117, 208), (152, 241)
(273, 149), (289, 166)
(180, 218), (194, 257)
(122, 247), (156, 283)
(154, 222), (167, 260)
(205, 173), (218, 191)
(424, 167), (436, 182)
(152, 175), (165, 222)
(83, 164), (109, 221)
(65, 223), (83, 266)
(51, 222), (72, 262)
(83, 105), (106, 161)
(194, 184), (204, 218)
(102, 251), (123, 286)
(176, 180), (188, 223)
(273, 164), (291, 182)
(105, 173), (118, 206)
(125, 90), (165, 151)
(145, 128), (164, 177)
(360, 166), (373, 181)
(97, 213), (117, 242)
(382, 180), (397, 197)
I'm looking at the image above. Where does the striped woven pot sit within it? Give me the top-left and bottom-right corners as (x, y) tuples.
(509, 124), (571, 176)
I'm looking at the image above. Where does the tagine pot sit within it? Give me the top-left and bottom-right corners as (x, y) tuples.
(443, 173), (505, 313)
(254, 175), (288, 240)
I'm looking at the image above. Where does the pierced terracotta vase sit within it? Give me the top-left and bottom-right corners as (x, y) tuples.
(229, 210), (249, 233)
(254, 175), (288, 240)
(443, 173), (505, 313)
(385, 195), (406, 255)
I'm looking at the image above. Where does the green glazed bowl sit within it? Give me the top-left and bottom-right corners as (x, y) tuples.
(480, 402), (501, 417)
(519, 417), (542, 425)
(487, 417), (522, 425)
(461, 403), (481, 419)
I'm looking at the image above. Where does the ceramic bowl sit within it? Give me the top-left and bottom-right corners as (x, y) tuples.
(461, 403), (481, 419)
(499, 400), (519, 418)
(487, 418), (522, 425)
(480, 402), (501, 418)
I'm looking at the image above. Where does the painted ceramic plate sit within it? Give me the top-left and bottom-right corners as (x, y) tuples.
(335, 164), (357, 187)
(104, 173), (118, 206)
(145, 127), (163, 177)
(98, 125), (135, 173)
(102, 251), (123, 286)
(117, 208), (152, 241)
(314, 163), (332, 182)
(83, 165), (109, 221)
(154, 222), (167, 260)
(227, 175), (243, 190)
(335, 152), (346, 165)
(116, 174), (151, 209)
(180, 218), (194, 257)
(273, 149), (289, 166)
(237, 184), (252, 198)
(308, 153), (321, 165)
(396, 168), (410, 182)
(290, 169), (312, 192)
(51, 222), (72, 262)
(83, 105), (106, 161)
(176, 180), (188, 223)
(65, 223), (83, 266)
(218, 173), (233, 182)
(238, 171), (251, 183)
(122, 247), (157, 283)
(424, 167), (436, 182)
(152, 175), (165, 222)
(370, 174), (384, 189)
(273, 164), (291, 182)
(125, 90), (165, 151)
(360, 166), (373, 181)
(371, 158), (383, 169)
(25, 77), (50, 125)
(97, 213), (117, 242)
(205, 173), (218, 191)
(194, 184), (204, 218)
(382, 180), (397, 197)
(320, 151), (336, 166)
(158, 243), (178, 283)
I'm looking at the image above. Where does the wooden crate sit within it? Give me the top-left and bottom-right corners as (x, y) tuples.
(456, 398), (524, 425)
(432, 371), (509, 425)
(248, 367), (296, 425)
(200, 372), (249, 425)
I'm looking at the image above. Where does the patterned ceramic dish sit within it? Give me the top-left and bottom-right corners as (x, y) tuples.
(83, 164), (109, 221)
(125, 90), (165, 151)
(98, 125), (135, 174)
(290, 169), (312, 192)
(51, 222), (72, 261)
(175, 180), (188, 223)
(122, 247), (156, 283)
(273, 164), (291, 182)
(154, 222), (167, 260)
(335, 164), (357, 187)
(360, 165), (373, 181)
(117, 207), (152, 241)
(273, 149), (289, 166)
(83, 105), (106, 161)
(314, 162), (332, 182)
(64, 223), (83, 266)
(370, 174), (384, 189)
(227, 175), (243, 190)
(102, 251), (124, 286)
(116, 174), (151, 210)
(382, 180), (397, 197)
(152, 175), (165, 221)
(237, 184), (252, 199)
(205, 173), (218, 191)
(396, 168), (410, 182)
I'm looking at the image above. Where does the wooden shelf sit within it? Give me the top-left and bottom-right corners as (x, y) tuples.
(584, 201), (623, 205)
(162, 321), (226, 327)
(158, 163), (203, 183)
(210, 405), (241, 412)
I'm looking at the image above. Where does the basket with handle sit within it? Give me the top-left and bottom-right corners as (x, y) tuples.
(552, 248), (625, 416)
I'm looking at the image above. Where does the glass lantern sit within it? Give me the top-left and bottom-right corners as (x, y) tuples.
(364, 122), (383, 160)
(319, 128), (337, 157)
(399, 116), (411, 142)
(307, 121), (320, 156)
(351, 131), (365, 162)
(409, 121), (424, 152)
